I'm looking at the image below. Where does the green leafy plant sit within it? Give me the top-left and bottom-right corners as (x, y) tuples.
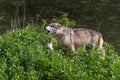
(0, 16), (120, 80)
(52, 13), (76, 27)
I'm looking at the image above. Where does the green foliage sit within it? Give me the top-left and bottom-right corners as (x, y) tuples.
(0, 19), (120, 80)
(52, 13), (76, 27)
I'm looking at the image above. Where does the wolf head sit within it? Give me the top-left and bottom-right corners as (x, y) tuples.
(45, 23), (62, 34)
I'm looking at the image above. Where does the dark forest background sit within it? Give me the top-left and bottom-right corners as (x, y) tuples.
(0, 0), (120, 26)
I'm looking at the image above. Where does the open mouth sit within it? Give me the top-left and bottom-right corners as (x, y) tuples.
(47, 30), (50, 34)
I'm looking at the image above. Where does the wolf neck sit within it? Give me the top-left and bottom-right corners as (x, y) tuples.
(52, 27), (73, 47)
(53, 32), (63, 41)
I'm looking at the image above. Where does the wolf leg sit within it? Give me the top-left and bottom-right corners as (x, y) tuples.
(70, 45), (75, 52)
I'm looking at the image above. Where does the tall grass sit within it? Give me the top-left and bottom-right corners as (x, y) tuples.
(0, 14), (120, 80)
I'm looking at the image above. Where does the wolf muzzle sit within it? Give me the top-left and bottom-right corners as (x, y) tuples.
(44, 27), (50, 34)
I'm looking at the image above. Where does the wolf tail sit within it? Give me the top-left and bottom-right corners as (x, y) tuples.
(98, 35), (103, 49)
(98, 35), (105, 60)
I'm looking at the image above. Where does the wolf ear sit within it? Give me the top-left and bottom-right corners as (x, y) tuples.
(57, 24), (62, 27)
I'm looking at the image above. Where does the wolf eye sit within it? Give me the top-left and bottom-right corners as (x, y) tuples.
(50, 25), (53, 27)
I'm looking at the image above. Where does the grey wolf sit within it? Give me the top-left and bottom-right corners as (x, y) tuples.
(45, 23), (105, 59)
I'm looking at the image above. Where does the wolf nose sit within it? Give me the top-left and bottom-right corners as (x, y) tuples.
(47, 30), (50, 33)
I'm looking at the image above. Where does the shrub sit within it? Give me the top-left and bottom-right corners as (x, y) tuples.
(52, 13), (76, 27)
(0, 16), (120, 80)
